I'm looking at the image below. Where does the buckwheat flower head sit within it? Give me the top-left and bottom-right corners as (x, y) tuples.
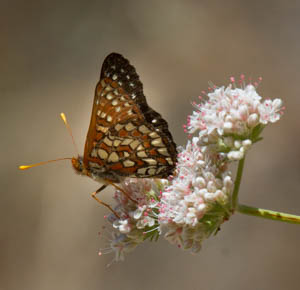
(99, 178), (163, 262)
(187, 76), (284, 160)
(159, 137), (233, 252)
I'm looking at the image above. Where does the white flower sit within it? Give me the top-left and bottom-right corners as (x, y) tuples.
(259, 98), (283, 124)
(99, 178), (162, 262)
(136, 216), (156, 229)
(159, 137), (233, 252)
(113, 219), (132, 234)
(187, 77), (284, 161)
(98, 233), (139, 265)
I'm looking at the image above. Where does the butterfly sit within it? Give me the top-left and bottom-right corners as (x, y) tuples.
(20, 53), (177, 214)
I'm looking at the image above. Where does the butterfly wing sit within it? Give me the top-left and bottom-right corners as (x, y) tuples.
(83, 53), (177, 180)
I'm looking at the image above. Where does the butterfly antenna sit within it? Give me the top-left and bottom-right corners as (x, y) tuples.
(60, 112), (80, 156)
(19, 157), (73, 170)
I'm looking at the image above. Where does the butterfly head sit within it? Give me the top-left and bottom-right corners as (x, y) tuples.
(71, 156), (88, 176)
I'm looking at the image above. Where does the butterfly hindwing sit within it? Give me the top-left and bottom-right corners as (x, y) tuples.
(83, 53), (177, 180)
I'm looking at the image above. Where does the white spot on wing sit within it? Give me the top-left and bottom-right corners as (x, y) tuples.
(106, 93), (114, 100)
(158, 147), (170, 156)
(115, 124), (124, 131)
(137, 168), (147, 175)
(105, 85), (113, 91)
(148, 168), (156, 175)
(113, 139), (121, 147)
(137, 144), (144, 151)
(166, 157), (173, 165)
(129, 140), (140, 150)
(96, 125), (108, 133)
(123, 160), (135, 167)
(143, 158), (157, 165)
(151, 138), (164, 147)
(103, 137), (112, 146)
(125, 123), (135, 131)
(139, 125), (151, 134)
(123, 159), (134, 167)
(121, 138), (132, 145)
(98, 149), (108, 160)
(149, 132), (159, 138)
(137, 151), (147, 158)
(108, 152), (119, 163)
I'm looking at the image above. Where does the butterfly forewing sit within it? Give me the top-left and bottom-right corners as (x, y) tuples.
(83, 53), (177, 181)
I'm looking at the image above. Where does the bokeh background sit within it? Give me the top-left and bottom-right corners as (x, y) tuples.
(1, 0), (300, 289)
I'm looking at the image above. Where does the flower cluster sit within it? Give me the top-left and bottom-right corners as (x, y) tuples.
(158, 137), (233, 252)
(99, 76), (284, 261)
(98, 179), (162, 264)
(187, 76), (284, 161)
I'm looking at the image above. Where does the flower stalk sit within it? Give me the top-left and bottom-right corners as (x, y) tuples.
(231, 157), (245, 211)
(231, 158), (300, 224)
(237, 204), (300, 225)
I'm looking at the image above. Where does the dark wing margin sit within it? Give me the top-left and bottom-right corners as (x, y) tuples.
(100, 53), (178, 174)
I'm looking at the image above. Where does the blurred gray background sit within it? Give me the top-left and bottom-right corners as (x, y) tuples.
(1, 0), (300, 289)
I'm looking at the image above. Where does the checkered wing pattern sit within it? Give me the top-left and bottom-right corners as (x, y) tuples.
(83, 53), (177, 181)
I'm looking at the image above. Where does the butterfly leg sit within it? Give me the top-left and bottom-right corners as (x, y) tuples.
(105, 179), (137, 204)
(91, 185), (120, 219)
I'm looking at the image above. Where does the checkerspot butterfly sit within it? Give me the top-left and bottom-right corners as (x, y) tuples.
(20, 53), (177, 211)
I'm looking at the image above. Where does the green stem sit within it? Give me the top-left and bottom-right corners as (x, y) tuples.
(231, 157), (245, 210)
(237, 204), (300, 224)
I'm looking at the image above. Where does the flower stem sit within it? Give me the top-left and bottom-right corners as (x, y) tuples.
(231, 157), (245, 210)
(237, 204), (300, 224)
